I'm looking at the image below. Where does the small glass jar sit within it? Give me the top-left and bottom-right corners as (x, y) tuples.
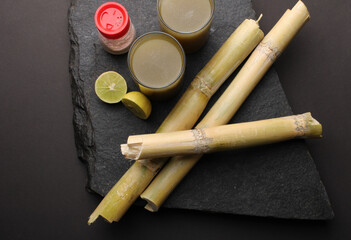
(94, 2), (136, 55)
(157, 0), (214, 53)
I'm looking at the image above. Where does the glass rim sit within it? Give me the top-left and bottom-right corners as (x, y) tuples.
(127, 31), (186, 90)
(157, 0), (215, 35)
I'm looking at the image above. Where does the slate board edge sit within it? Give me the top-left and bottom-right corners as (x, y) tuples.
(69, 0), (97, 195)
(68, 0), (334, 220)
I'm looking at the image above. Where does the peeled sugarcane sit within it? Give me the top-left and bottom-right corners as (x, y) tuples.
(122, 113), (321, 160)
(88, 19), (264, 224)
(141, 0), (310, 212)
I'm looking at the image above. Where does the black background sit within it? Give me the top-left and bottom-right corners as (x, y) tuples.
(1, 0), (350, 239)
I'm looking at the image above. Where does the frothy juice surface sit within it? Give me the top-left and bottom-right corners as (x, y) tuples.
(130, 34), (183, 88)
(159, 0), (212, 32)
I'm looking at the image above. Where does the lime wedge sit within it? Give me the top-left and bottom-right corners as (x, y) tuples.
(122, 91), (152, 120)
(94, 71), (127, 104)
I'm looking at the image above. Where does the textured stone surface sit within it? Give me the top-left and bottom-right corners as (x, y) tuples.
(68, 0), (333, 219)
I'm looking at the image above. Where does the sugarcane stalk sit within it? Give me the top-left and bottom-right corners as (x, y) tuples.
(88, 18), (264, 224)
(121, 113), (321, 160)
(157, 18), (264, 132)
(141, 0), (310, 212)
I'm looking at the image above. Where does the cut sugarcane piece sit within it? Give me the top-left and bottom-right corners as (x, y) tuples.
(141, 0), (310, 212)
(88, 18), (264, 224)
(121, 113), (322, 160)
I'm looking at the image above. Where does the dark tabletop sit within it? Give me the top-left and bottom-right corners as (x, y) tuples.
(1, 0), (350, 239)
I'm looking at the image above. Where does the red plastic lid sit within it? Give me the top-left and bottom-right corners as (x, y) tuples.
(95, 2), (130, 39)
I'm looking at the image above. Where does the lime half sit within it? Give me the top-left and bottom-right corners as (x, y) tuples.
(122, 91), (152, 120)
(95, 71), (127, 104)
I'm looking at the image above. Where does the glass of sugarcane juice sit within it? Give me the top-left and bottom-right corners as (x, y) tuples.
(127, 32), (186, 100)
(157, 0), (214, 53)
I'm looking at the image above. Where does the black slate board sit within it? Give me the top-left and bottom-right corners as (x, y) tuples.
(68, 0), (333, 219)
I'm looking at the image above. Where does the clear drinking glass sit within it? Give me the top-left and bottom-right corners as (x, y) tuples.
(157, 0), (215, 53)
(127, 32), (186, 100)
